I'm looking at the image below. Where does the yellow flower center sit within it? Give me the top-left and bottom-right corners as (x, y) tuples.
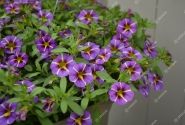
(16, 56), (23, 63)
(75, 117), (82, 125)
(4, 111), (11, 117)
(7, 42), (16, 52)
(84, 47), (91, 55)
(125, 24), (131, 31)
(85, 13), (92, 21)
(117, 90), (123, 97)
(43, 41), (50, 47)
(58, 61), (67, 69)
(127, 67), (134, 75)
(78, 72), (84, 80)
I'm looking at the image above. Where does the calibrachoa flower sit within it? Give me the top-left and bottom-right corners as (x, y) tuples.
(50, 54), (75, 77)
(144, 40), (158, 58)
(0, 35), (22, 54)
(4, 3), (20, 14)
(80, 42), (100, 61)
(0, 102), (17, 125)
(138, 84), (150, 97)
(42, 98), (55, 112)
(90, 64), (104, 84)
(8, 52), (28, 68)
(16, 107), (28, 121)
(66, 111), (92, 125)
(95, 48), (111, 64)
(120, 61), (142, 81)
(117, 18), (137, 38)
(108, 82), (134, 105)
(69, 63), (94, 88)
(35, 35), (57, 54)
(112, 33), (130, 47)
(121, 47), (142, 60)
(59, 29), (72, 39)
(31, 0), (41, 10)
(148, 72), (164, 91)
(16, 80), (35, 93)
(108, 39), (125, 53)
(37, 30), (49, 38)
(78, 10), (99, 24)
(37, 10), (53, 25)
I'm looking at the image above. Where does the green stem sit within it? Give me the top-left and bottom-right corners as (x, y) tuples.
(53, 0), (59, 16)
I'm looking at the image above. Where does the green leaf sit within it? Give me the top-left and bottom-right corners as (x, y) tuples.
(90, 89), (108, 99)
(96, 71), (116, 83)
(38, 117), (53, 125)
(60, 100), (68, 113)
(77, 22), (89, 30)
(119, 72), (130, 82)
(9, 98), (22, 103)
(67, 99), (84, 115)
(60, 77), (67, 93)
(81, 97), (89, 110)
(39, 26), (49, 32)
(24, 65), (33, 72)
(35, 59), (42, 71)
(52, 47), (69, 53)
(31, 87), (45, 96)
(25, 72), (41, 78)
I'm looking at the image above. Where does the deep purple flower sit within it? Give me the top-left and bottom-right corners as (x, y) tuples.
(14, 0), (30, 4)
(35, 35), (56, 54)
(95, 48), (111, 64)
(4, 3), (20, 14)
(147, 72), (164, 91)
(66, 111), (92, 125)
(144, 40), (157, 58)
(37, 10), (53, 25)
(108, 82), (134, 105)
(120, 61), (142, 81)
(0, 17), (10, 31)
(138, 84), (150, 97)
(42, 98), (55, 112)
(59, 29), (72, 39)
(31, 0), (41, 10)
(8, 52), (28, 68)
(108, 39), (125, 53)
(80, 42), (100, 61)
(117, 18), (137, 38)
(78, 10), (99, 24)
(112, 33), (130, 47)
(16, 80), (35, 92)
(50, 54), (75, 77)
(121, 47), (142, 60)
(0, 102), (17, 125)
(69, 63), (94, 88)
(37, 30), (49, 38)
(0, 35), (22, 54)
(91, 64), (104, 84)
(16, 107), (28, 121)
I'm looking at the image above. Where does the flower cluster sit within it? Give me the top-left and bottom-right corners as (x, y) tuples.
(0, 0), (172, 125)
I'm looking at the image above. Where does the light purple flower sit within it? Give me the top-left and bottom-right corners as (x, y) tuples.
(59, 29), (72, 39)
(42, 98), (55, 112)
(4, 3), (20, 14)
(31, 0), (41, 10)
(69, 63), (94, 88)
(78, 10), (99, 24)
(80, 42), (100, 60)
(50, 54), (75, 77)
(144, 40), (157, 58)
(66, 111), (92, 125)
(91, 64), (104, 84)
(120, 61), (142, 81)
(108, 82), (134, 105)
(147, 72), (164, 91)
(35, 35), (57, 54)
(112, 33), (130, 47)
(117, 18), (137, 38)
(108, 39), (125, 53)
(8, 52), (28, 68)
(16, 107), (28, 121)
(121, 47), (142, 60)
(0, 102), (17, 125)
(37, 10), (53, 25)
(0, 35), (22, 54)
(95, 48), (111, 64)
(16, 80), (35, 93)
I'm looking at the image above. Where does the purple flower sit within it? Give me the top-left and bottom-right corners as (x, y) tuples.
(0, 17), (10, 31)
(50, 54), (75, 77)
(108, 39), (125, 53)
(69, 63), (94, 88)
(37, 10), (53, 25)
(42, 98), (55, 112)
(66, 111), (92, 125)
(144, 40), (157, 58)
(138, 84), (150, 97)
(78, 10), (99, 24)
(108, 82), (134, 105)
(0, 35), (22, 54)
(16, 107), (28, 121)
(80, 42), (100, 61)
(4, 3), (20, 14)
(148, 72), (164, 91)
(112, 33), (130, 47)
(121, 47), (142, 60)
(31, 0), (41, 10)
(35, 35), (57, 54)
(0, 102), (17, 125)
(95, 48), (111, 64)
(117, 18), (137, 38)
(120, 61), (142, 81)
(59, 29), (72, 39)
(8, 52), (28, 68)
(37, 30), (49, 38)
(16, 80), (35, 92)
(91, 64), (104, 84)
